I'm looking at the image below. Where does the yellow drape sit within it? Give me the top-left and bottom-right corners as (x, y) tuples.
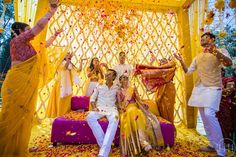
(186, 0), (207, 128)
(14, 0), (38, 26)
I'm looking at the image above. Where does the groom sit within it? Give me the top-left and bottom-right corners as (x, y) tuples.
(86, 69), (119, 157)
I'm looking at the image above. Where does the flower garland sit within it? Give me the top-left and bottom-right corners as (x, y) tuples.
(0, 4), (7, 33)
(0, 0), (11, 33)
(205, 10), (215, 25)
(214, 0), (225, 11)
(229, 0), (236, 9)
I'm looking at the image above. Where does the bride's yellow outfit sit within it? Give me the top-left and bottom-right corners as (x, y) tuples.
(118, 87), (164, 156)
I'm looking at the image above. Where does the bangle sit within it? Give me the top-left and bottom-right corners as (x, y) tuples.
(212, 50), (217, 55)
(48, 10), (54, 15)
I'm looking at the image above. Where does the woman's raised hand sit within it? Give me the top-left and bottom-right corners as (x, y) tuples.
(173, 53), (183, 61)
(54, 28), (63, 36)
(49, 0), (59, 13)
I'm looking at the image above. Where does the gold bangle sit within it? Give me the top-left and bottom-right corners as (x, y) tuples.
(48, 10), (54, 15)
(212, 51), (216, 55)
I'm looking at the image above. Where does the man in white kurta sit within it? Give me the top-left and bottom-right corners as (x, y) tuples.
(174, 32), (232, 157)
(113, 51), (133, 85)
(86, 69), (119, 157)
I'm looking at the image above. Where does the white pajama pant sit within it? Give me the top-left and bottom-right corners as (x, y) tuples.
(199, 107), (226, 156)
(86, 111), (119, 157)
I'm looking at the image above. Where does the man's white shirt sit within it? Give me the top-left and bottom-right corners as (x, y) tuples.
(90, 83), (119, 115)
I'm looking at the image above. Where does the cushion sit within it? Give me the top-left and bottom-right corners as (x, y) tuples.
(71, 96), (90, 111)
(143, 99), (160, 116)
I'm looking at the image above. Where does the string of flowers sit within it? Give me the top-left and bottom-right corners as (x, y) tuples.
(0, 4), (7, 33)
(229, 0), (236, 27)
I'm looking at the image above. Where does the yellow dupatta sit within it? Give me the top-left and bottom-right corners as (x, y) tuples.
(124, 87), (164, 146)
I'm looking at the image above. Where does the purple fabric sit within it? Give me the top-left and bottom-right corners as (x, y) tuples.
(71, 96), (90, 111)
(159, 119), (175, 146)
(51, 113), (175, 146)
(51, 116), (120, 145)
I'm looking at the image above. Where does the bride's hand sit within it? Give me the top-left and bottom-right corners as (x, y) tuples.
(142, 102), (149, 110)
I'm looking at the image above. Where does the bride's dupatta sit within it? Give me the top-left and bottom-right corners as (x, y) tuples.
(131, 87), (164, 147)
(134, 60), (176, 93)
(135, 96), (164, 147)
(0, 50), (49, 157)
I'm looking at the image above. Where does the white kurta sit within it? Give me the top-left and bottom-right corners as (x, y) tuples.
(87, 83), (119, 157)
(186, 48), (231, 156)
(113, 63), (133, 85)
(187, 48), (231, 111)
(90, 83), (119, 115)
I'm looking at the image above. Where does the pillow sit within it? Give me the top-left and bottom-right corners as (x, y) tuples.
(142, 99), (160, 116)
(71, 96), (90, 111)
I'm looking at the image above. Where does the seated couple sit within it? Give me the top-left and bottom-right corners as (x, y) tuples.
(86, 69), (164, 157)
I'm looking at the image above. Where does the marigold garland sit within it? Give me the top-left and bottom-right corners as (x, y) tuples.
(215, 0), (225, 10)
(229, 0), (236, 9)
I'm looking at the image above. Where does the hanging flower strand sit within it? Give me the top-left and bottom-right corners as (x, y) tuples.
(205, 10), (215, 25)
(0, 1), (13, 33)
(215, 0), (227, 38)
(229, 0), (236, 9)
(229, 0), (236, 26)
(0, 4), (7, 33)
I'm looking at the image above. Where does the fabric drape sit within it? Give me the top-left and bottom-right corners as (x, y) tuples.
(134, 60), (176, 93)
(134, 61), (176, 123)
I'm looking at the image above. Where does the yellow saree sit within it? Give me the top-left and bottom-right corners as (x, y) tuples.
(119, 87), (164, 157)
(0, 51), (47, 157)
(45, 66), (73, 118)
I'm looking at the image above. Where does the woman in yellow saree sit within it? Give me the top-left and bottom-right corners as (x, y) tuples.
(0, 3), (59, 157)
(117, 74), (164, 157)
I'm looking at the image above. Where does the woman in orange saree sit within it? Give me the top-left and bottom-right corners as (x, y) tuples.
(0, 3), (59, 157)
(117, 75), (164, 157)
(134, 59), (176, 123)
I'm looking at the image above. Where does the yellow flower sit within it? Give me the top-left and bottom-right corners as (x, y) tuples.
(218, 31), (227, 38)
(205, 18), (214, 25)
(206, 10), (215, 19)
(215, 0), (225, 10)
(3, 0), (12, 3)
(0, 27), (4, 33)
(205, 10), (215, 25)
(229, 0), (236, 9)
